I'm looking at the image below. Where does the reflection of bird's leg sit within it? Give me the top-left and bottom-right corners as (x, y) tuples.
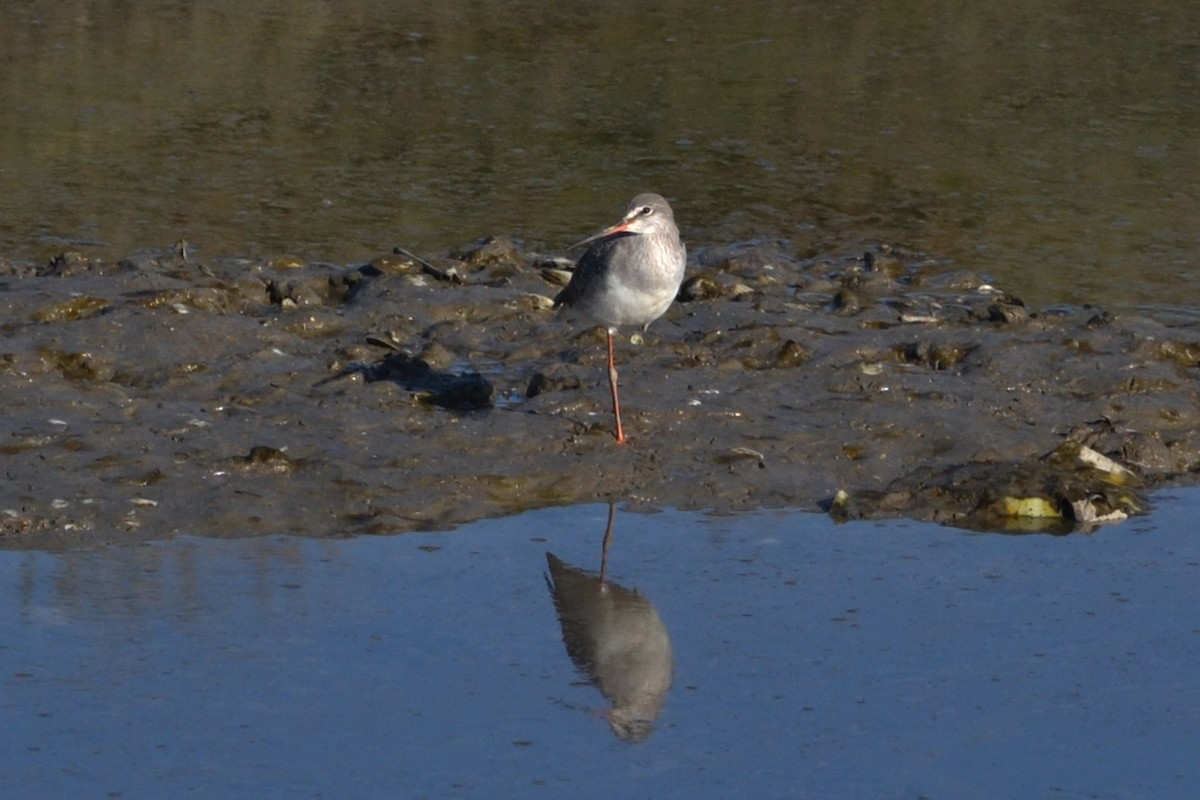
(599, 502), (616, 587)
(606, 331), (626, 444)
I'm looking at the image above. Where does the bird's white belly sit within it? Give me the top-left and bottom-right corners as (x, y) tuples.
(595, 276), (677, 329)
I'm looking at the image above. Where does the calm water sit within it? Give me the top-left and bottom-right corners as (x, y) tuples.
(2, 1), (1198, 308)
(3, 495), (1198, 799)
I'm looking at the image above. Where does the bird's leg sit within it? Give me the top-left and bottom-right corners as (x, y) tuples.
(606, 331), (627, 444)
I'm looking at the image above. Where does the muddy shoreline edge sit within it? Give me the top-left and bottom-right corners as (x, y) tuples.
(3, 240), (1199, 549)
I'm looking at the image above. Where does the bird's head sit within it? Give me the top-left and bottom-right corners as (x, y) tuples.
(569, 193), (677, 250)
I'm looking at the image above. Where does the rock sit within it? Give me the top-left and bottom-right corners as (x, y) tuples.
(679, 273), (723, 302)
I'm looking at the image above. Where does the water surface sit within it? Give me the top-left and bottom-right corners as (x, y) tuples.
(3, 1), (1198, 308)
(3, 496), (1198, 798)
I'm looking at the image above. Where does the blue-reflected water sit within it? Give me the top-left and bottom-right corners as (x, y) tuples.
(3, 494), (1198, 799)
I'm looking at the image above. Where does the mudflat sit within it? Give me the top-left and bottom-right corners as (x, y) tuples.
(3, 239), (1198, 548)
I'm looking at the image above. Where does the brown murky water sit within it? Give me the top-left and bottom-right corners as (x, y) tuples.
(3, 1), (1198, 307)
(3, 2), (1200, 546)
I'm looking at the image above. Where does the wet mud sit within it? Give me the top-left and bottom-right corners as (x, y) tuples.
(3, 239), (1200, 548)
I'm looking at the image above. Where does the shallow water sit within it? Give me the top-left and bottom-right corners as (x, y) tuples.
(3, 493), (1198, 799)
(3, 1), (1198, 308)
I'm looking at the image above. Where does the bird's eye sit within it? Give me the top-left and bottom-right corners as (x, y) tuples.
(639, 205), (652, 216)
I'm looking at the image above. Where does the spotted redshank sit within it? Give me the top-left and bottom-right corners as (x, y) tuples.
(554, 193), (686, 444)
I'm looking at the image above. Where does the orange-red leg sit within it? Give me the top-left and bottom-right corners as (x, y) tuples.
(606, 331), (626, 444)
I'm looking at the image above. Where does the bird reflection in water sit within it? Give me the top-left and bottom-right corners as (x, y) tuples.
(544, 503), (674, 742)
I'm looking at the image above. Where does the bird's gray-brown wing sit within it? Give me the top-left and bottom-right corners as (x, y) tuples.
(552, 237), (622, 311)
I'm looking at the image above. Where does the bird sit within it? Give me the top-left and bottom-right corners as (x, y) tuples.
(553, 193), (686, 444)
